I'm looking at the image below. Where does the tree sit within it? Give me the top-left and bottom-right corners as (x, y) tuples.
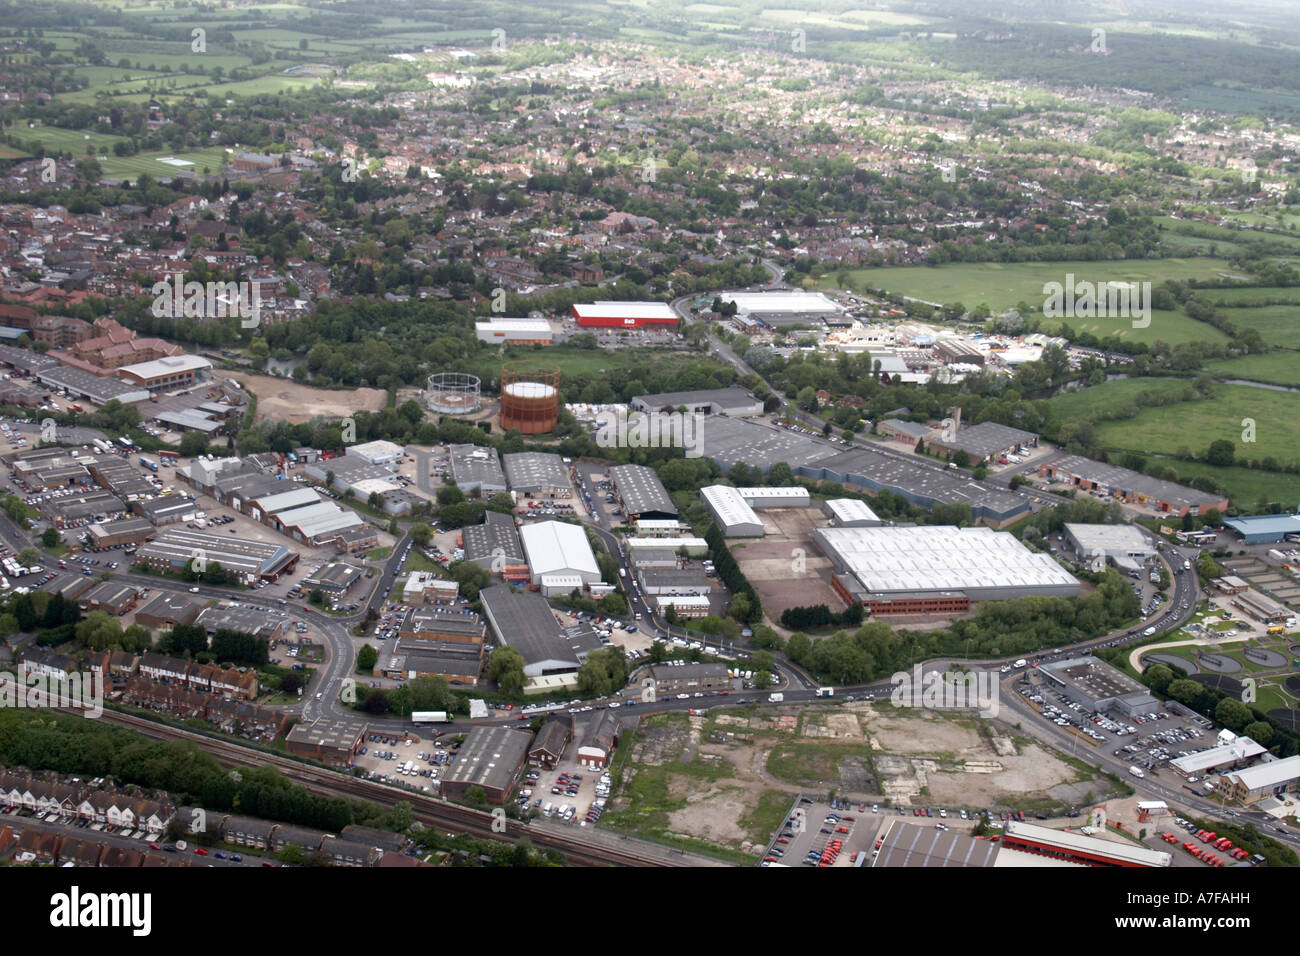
(1205, 440), (1235, 467)
(1214, 697), (1251, 733)
(487, 646), (526, 695)
(785, 632), (812, 665)
(41, 527), (60, 549)
(754, 669), (773, 688)
(357, 643), (378, 673)
(410, 524), (432, 547)
(363, 688), (390, 714)
(308, 588), (325, 606)
(179, 430), (209, 457)
(279, 671), (304, 695)
(18, 547), (39, 566)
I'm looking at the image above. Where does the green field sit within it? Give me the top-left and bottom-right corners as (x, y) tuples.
(1093, 385), (1300, 465)
(1206, 352), (1300, 387)
(1047, 377), (1198, 421)
(1147, 458), (1300, 510)
(825, 258), (1236, 345)
(1214, 306), (1300, 349)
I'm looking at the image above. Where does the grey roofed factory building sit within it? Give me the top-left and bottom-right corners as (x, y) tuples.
(46, 490), (127, 525)
(374, 636), (482, 686)
(630, 385), (764, 418)
(1038, 656), (1158, 718)
(815, 525), (1080, 602)
(644, 662), (737, 694)
(462, 509), (525, 570)
(85, 515), (155, 547)
(608, 463), (678, 520)
(285, 718), (367, 768)
(478, 584), (602, 677)
(928, 421), (1038, 462)
(1063, 523), (1156, 570)
(697, 415), (1030, 527)
(635, 567), (712, 595)
(194, 604), (287, 641)
(438, 725), (531, 804)
(717, 290), (845, 329)
(35, 366), (150, 405)
(132, 591), (203, 631)
(132, 495), (198, 526)
(448, 443), (507, 495)
(822, 498), (882, 527)
(134, 528), (298, 584)
(301, 562), (365, 592)
(1039, 453), (1228, 516)
(502, 451), (571, 497)
(700, 485), (764, 537)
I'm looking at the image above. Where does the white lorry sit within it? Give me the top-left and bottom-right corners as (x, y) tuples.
(768, 692), (784, 703)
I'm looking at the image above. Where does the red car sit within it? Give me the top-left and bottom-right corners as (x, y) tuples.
(149, 843), (161, 850)
(776, 837), (789, 844)
(194, 847), (208, 856)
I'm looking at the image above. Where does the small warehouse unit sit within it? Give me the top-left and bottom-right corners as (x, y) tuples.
(822, 498), (882, 528)
(285, 719), (368, 768)
(439, 725), (531, 804)
(518, 520), (601, 587)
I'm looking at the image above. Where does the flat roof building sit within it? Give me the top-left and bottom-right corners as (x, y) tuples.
(718, 290), (844, 328)
(736, 486), (810, 509)
(345, 439), (404, 466)
(1222, 514), (1300, 544)
(1168, 731), (1268, 777)
(1000, 821), (1171, 867)
(572, 301), (679, 328)
(1064, 523), (1156, 567)
(301, 562), (365, 592)
(475, 317), (553, 345)
(116, 354), (212, 391)
(194, 605), (287, 641)
(285, 718), (367, 768)
(502, 452), (571, 497)
(815, 526), (1079, 614)
(1039, 656), (1159, 718)
(448, 444), (506, 495)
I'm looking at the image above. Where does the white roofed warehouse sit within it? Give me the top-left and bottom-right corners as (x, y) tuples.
(700, 485), (764, 537)
(814, 525), (1079, 616)
(519, 520), (601, 586)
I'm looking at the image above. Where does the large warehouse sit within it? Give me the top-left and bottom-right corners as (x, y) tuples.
(572, 301), (679, 328)
(718, 290), (845, 328)
(474, 317), (553, 345)
(518, 520), (601, 586)
(1222, 513), (1300, 544)
(448, 444), (507, 495)
(479, 585), (603, 678)
(502, 451), (571, 497)
(1063, 523), (1156, 573)
(701, 485), (765, 537)
(814, 525), (1079, 615)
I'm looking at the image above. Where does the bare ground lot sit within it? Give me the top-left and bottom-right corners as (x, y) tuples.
(607, 702), (1113, 856)
(732, 513), (843, 618)
(222, 372), (387, 424)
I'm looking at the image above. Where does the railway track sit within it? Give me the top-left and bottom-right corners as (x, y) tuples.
(86, 710), (688, 868)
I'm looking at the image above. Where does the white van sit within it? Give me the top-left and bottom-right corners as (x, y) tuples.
(543, 802), (553, 816)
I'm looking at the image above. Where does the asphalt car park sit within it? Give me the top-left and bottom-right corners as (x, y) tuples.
(762, 797), (881, 867)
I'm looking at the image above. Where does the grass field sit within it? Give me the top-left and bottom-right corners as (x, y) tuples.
(1047, 377), (1198, 421)
(1146, 458), (1300, 510)
(823, 258), (1236, 346)
(1213, 306), (1300, 349)
(1092, 385), (1300, 465)
(1206, 352), (1300, 387)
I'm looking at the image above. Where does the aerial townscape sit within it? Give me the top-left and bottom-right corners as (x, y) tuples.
(0, 0), (1299, 908)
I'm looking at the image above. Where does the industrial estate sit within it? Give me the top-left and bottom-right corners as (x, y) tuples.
(0, 0), (1295, 903)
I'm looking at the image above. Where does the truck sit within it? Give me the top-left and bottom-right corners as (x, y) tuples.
(1129, 766), (1145, 779)
(139, 456), (157, 472)
(816, 687), (834, 698)
(768, 692), (784, 703)
(1269, 549), (1287, 563)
